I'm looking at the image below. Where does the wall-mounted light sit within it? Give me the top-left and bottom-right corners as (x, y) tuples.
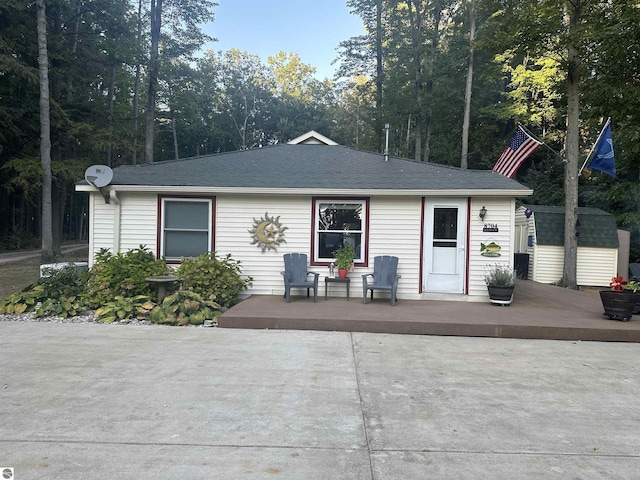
(524, 208), (532, 219)
(479, 206), (487, 220)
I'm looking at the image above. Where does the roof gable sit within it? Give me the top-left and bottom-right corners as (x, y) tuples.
(287, 130), (338, 145)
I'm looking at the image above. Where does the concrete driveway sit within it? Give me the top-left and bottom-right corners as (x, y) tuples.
(1, 322), (639, 479)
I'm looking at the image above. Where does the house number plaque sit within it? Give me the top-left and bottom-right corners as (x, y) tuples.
(483, 224), (499, 233)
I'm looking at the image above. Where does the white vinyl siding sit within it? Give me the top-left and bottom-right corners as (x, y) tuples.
(468, 198), (515, 297)
(89, 192), (115, 266)
(532, 245), (617, 286)
(367, 196), (422, 300)
(577, 247), (618, 286)
(88, 192), (158, 266)
(120, 193), (158, 254)
(215, 195), (312, 296)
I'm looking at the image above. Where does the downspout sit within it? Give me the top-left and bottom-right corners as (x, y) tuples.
(110, 189), (121, 253)
(88, 192), (95, 267)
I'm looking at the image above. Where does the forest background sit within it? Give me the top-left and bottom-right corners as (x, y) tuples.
(1, 0), (639, 263)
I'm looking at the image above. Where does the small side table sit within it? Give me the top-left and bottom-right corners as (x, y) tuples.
(325, 277), (350, 300)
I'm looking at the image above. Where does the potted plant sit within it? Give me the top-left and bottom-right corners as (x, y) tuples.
(600, 276), (638, 321)
(484, 263), (516, 306)
(332, 243), (356, 278)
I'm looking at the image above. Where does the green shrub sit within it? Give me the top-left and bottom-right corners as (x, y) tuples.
(38, 264), (88, 298)
(176, 252), (252, 308)
(85, 246), (169, 308)
(149, 290), (221, 326)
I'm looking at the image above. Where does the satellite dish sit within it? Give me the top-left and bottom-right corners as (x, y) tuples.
(84, 165), (113, 188)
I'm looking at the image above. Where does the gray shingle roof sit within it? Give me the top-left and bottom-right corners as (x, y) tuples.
(104, 144), (530, 193)
(527, 205), (619, 248)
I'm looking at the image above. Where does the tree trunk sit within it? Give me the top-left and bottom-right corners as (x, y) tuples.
(145, 0), (162, 164)
(407, 0), (424, 161)
(375, 0), (383, 152)
(171, 109), (179, 160)
(460, 0), (476, 169)
(562, 1), (580, 290)
(423, 6), (442, 163)
(36, 0), (54, 263)
(106, 59), (116, 167)
(414, 119), (422, 161)
(405, 114), (412, 155)
(132, 0), (143, 165)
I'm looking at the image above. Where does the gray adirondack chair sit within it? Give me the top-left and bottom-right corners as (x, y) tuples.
(281, 253), (319, 303)
(362, 256), (400, 306)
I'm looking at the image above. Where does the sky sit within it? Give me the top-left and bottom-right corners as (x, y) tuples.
(200, 0), (365, 80)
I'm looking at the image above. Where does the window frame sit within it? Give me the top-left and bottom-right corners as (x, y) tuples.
(311, 197), (369, 267)
(157, 196), (216, 263)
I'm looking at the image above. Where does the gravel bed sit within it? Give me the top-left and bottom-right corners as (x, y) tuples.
(0, 311), (217, 327)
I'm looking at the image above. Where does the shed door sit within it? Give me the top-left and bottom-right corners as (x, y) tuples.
(423, 199), (467, 293)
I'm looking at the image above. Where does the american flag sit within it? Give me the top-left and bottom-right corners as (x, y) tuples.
(492, 126), (542, 178)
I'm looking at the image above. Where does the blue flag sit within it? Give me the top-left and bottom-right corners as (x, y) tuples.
(587, 122), (615, 178)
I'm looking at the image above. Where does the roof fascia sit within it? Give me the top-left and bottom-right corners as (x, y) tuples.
(76, 184), (532, 197)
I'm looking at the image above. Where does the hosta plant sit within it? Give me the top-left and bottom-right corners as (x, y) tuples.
(0, 285), (46, 314)
(94, 295), (155, 323)
(149, 290), (221, 326)
(35, 295), (88, 318)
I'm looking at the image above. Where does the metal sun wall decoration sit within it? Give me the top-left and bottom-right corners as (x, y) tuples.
(248, 212), (288, 252)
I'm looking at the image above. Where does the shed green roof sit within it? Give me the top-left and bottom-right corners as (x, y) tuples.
(526, 205), (619, 248)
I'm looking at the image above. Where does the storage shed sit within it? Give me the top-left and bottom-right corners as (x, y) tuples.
(514, 205), (619, 286)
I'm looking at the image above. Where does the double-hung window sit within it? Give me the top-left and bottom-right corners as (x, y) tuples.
(159, 197), (214, 261)
(312, 198), (368, 265)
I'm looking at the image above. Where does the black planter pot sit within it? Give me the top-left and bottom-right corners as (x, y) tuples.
(487, 285), (514, 306)
(599, 290), (636, 321)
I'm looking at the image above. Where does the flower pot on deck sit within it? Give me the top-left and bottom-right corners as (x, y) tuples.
(600, 290), (636, 321)
(487, 285), (514, 306)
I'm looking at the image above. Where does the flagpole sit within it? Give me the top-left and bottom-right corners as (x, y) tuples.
(579, 117), (611, 176)
(518, 123), (565, 163)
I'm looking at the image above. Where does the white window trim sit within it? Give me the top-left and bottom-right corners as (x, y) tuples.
(160, 197), (213, 261)
(313, 198), (368, 265)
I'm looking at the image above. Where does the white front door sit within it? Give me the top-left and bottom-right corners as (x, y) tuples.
(423, 198), (467, 293)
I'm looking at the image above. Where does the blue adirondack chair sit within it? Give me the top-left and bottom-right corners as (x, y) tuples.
(281, 253), (319, 303)
(362, 256), (400, 306)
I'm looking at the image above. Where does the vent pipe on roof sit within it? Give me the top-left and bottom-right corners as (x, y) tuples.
(384, 123), (390, 161)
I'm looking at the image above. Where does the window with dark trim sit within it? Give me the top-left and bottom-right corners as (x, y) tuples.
(312, 197), (369, 265)
(158, 197), (215, 261)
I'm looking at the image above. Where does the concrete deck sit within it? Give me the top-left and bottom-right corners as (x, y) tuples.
(219, 281), (640, 342)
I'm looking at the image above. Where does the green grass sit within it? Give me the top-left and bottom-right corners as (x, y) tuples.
(0, 248), (89, 300)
